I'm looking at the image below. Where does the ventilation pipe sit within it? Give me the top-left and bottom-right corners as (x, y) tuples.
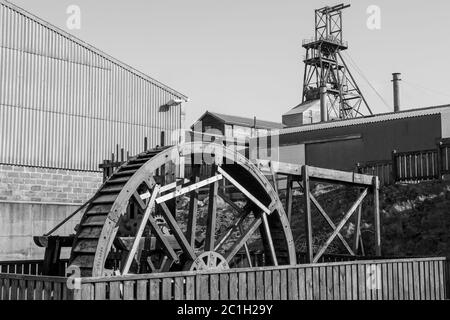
(392, 73), (401, 112)
(320, 85), (328, 122)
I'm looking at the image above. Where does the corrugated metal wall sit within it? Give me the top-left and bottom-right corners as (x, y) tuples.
(0, 0), (187, 171)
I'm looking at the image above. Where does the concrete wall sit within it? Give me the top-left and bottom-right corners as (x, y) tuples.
(0, 165), (102, 260)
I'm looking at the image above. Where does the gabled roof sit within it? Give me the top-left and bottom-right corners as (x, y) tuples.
(191, 111), (285, 130)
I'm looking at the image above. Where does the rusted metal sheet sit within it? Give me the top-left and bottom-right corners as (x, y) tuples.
(0, 0), (187, 171)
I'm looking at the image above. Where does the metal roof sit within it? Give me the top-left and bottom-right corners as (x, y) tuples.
(283, 99), (320, 116)
(271, 104), (450, 136)
(192, 111), (285, 130)
(1, 0), (188, 101)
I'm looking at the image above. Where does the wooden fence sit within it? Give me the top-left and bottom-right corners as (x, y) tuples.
(1, 257), (448, 300)
(0, 273), (74, 300)
(0, 259), (68, 276)
(72, 257), (448, 300)
(357, 140), (450, 186)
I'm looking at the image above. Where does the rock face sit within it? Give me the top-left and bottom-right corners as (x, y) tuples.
(284, 181), (450, 257)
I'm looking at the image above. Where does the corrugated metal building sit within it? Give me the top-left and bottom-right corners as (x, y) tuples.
(0, 0), (187, 260)
(261, 105), (450, 172)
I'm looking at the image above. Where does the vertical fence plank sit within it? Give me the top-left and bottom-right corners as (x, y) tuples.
(210, 274), (219, 300)
(238, 272), (247, 300)
(358, 264), (365, 300)
(229, 273), (238, 300)
(413, 261), (420, 300)
(312, 267), (320, 300)
(247, 272), (256, 300)
(424, 261), (430, 300)
(35, 281), (43, 300)
(174, 277), (184, 301)
(280, 269), (287, 300)
(419, 261), (425, 300)
(124, 280), (135, 300)
(185, 276), (195, 300)
(80, 283), (93, 300)
(287, 268), (298, 300)
(398, 263), (404, 300)
(333, 266), (340, 300)
(351, 264), (358, 300)
(220, 274), (229, 300)
(256, 271), (264, 300)
(264, 271), (272, 300)
(434, 261), (441, 300)
(110, 281), (122, 300)
(26, 280), (35, 301)
(95, 282), (107, 300)
(272, 270), (280, 300)
(429, 261), (435, 300)
(162, 276), (173, 300)
(345, 265), (352, 300)
(298, 268), (306, 300)
(322, 266), (329, 300)
(10, 279), (18, 300)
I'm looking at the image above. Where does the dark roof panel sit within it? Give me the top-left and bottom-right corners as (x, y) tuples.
(192, 111), (285, 129)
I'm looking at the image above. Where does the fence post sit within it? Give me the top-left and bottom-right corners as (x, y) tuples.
(391, 150), (398, 183)
(437, 141), (443, 180)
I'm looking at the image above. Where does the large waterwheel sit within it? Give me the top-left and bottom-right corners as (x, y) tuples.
(69, 142), (296, 277)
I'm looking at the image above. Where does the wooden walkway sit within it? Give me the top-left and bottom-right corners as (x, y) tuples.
(1, 257), (448, 300)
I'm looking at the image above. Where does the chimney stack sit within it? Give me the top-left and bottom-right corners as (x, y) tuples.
(392, 73), (401, 112)
(320, 85), (328, 122)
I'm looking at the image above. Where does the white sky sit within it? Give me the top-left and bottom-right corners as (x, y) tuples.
(9, 0), (450, 127)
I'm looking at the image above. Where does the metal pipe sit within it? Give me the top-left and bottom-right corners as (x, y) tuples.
(392, 73), (402, 112)
(320, 85), (328, 122)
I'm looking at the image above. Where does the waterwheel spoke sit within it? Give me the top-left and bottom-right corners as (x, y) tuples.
(186, 166), (200, 247)
(122, 185), (161, 275)
(204, 165), (219, 251)
(218, 191), (253, 267)
(159, 202), (197, 261)
(224, 217), (262, 263)
(214, 208), (250, 251)
(261, 212), (278, 266)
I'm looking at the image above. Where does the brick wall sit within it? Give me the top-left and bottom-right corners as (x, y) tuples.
(0, 165), (102, 204)
(0, 165), (103, 260)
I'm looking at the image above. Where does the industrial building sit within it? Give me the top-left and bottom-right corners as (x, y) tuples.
(0, 0), (187, 260)
(191, 111), (284, 139)
(266, 104), (450, 171)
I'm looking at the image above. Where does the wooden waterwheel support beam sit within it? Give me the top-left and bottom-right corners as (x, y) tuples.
(155, 174), (223, 204)
(218, 191), (253, 267)
(313, 188), (368, 263)
(285, 176), (293, 223)
(224, 217), (262, 263)
(122, 185), (161, 275)
(214, 206), (250, 252)
(302, 165), (314, 263)
(205, 164), (219, 251)
(353, 197), (363, 253)
(186, 167), (200, 247)
(159, 202), (197, 261)
(217, 166), (270, 214)
(261, 212), (278, 266)
(308, 192), (355, 256)
(373, 176), (381, 256)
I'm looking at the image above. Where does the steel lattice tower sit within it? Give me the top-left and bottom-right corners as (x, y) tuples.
(302, 4), (372, 120)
